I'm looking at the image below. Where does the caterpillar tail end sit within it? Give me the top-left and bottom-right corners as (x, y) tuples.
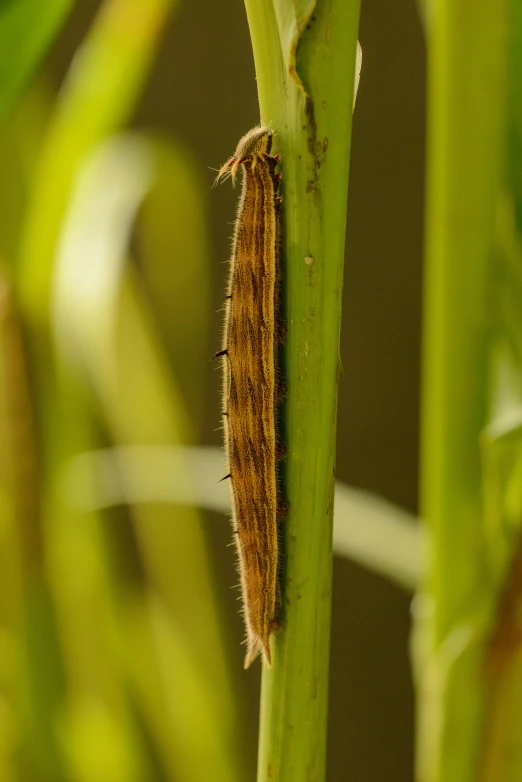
(244, 633), (272, 670)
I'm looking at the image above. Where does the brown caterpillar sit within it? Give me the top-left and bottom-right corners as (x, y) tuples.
(216, 127), (284, 668)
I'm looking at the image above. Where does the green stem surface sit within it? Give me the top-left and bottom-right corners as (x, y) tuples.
(243, 1), (360, 779)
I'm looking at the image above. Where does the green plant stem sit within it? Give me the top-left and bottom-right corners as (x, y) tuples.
(243, 1), (360, 779)
(417, 2), (508, 780)
(0, 275), (40, 577)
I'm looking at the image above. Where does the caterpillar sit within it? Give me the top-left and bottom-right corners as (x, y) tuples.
(216, 127), (284, 668)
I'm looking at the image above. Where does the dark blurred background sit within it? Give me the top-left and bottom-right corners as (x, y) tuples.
(46, 0), (425, 778)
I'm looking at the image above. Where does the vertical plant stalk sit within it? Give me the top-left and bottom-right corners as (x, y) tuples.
(0, 271), (66, 780)
(243, 1), (360, 779)
(0, 274), (41, 577)
(417, 1), (508, 780)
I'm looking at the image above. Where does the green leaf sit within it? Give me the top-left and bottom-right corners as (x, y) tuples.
(51, 132), (246, 782)
(417, 1), (511, 780)
(18, 0), (178, 323)
(0, 0), (72, 125)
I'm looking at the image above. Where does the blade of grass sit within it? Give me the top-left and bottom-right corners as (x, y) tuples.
(134, 134), (212, 433)
(18, 0), (178, 323)
(11, 1), (177, 777)
(52, 133), (246, 782)
(0, 0), (72, 126)
(416, 2), (509, 780)
(0, 273), (57, 780)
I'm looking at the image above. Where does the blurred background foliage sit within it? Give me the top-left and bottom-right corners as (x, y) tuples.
(0, 0), (428, 780)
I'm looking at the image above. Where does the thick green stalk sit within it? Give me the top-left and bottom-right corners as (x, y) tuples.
(243, 1), (360, 779)
(417, 2), (508, 780)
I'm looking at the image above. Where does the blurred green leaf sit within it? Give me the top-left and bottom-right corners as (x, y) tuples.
(18, 0), (177, 322)
(136, 135), (211, 430)
(50, 132), (246, 782)
(7, 1), (179, 778)
(417, 1), (518, 780)
(61, 443), (423, 591)
(0, 0), (72, 126)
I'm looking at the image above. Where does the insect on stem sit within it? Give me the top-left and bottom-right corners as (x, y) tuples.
(214, 42), (362, 668)
(216, 126), (285, 668)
